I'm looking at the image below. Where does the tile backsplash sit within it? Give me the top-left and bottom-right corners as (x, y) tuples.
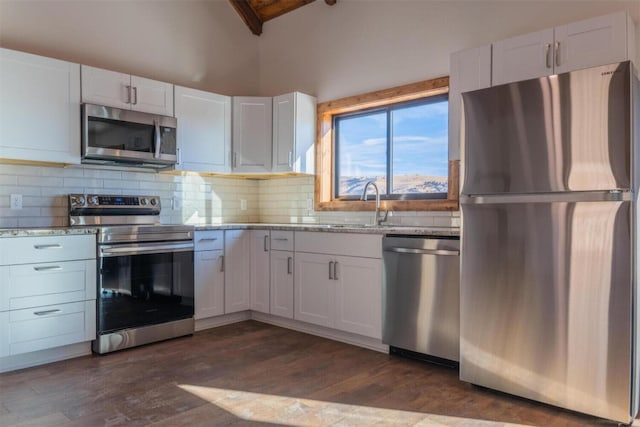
(0, 164), (459, 228)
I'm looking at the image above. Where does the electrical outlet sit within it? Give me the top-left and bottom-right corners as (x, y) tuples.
(172, 197), (182, 210)
(240, 199), (247, 211)
(10, 194), (22, 210)
(306, 198), (313, 210)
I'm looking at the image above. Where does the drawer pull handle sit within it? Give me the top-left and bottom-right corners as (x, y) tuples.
(198, 238), (218, 242)
(34, 244), (62, 249)
(34, 309), (62, 316)
(273, 238), (289, 241)
(34, 266), (63, 272)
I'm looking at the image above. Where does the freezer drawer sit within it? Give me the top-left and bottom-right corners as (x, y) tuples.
(460, 199), (632, 423)
(382, 236), (460, 362)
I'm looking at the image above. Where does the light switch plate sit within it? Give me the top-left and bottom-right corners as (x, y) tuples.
(10, 194), (22, 210)
(172, 197), (181, 210)
(240, 199), (247, 211)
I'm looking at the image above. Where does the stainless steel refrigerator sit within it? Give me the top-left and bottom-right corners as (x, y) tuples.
(459, 61), (639, 423)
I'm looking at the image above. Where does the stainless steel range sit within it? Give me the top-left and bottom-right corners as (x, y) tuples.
(69, 194), (194, 354)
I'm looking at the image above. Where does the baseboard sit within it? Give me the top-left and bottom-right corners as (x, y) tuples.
(195, 311), (252, 331)
(0, 342), (91, 373)
(250, 311), (389, 353)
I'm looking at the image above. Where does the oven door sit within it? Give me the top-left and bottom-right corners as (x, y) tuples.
(97, 242), (194, 334)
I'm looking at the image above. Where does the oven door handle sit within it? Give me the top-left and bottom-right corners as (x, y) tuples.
(99, 242), (194, 257)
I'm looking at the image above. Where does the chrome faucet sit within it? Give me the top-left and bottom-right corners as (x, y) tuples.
(360, 181), (388, 226)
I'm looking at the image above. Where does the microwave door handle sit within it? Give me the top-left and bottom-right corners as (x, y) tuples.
(153, 120), (162, 159)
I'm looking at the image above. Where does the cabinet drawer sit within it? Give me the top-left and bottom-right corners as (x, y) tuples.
(295, 232), (382, 259)
(270, 231), (293, 251)
(0, 235), (96, 265)
(0, 260), (96, 312)
(194, 230), (224, 251)
(0, 301), (96, 357)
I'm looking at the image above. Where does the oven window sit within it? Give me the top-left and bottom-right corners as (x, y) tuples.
(98, 251), (194, 333)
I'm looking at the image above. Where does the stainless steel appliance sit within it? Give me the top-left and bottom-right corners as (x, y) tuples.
(81, 104), (177, 169)
(69, 194), (194, 354)
(460, 61), (638, 423)
(382, 236), (460, 364)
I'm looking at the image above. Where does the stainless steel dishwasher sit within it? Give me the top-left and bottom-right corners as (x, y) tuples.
(382, 235), (460, 365)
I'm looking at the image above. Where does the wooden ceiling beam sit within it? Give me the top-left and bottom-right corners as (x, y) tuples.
(229, 0), (263, 36)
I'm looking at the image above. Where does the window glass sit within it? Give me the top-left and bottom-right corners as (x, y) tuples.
(334, 95), (448, 200)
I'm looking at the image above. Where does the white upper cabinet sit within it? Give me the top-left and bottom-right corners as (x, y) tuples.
(0, 48), (81, 164)
(174, 86), (231, 173)
(232, 96), (272, 173)
(272, 92), (316, 174)
(81, 65), (173, 116)
(448, 45), (492, 161)
(493, 11), (635, 85)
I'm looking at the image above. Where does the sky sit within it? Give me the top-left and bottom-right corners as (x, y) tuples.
(337, 99), (448, 179)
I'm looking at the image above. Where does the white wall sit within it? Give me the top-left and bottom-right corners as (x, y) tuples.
(0, 0), (259, 95)
(258, 0), (640, 101)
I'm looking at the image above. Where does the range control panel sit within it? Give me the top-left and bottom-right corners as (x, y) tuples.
(69, 194), (161, 209)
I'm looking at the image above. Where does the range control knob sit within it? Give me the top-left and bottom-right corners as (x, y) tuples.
(140, 198), (148, 206)
(70, 195), (85, 207)
(150, 198), (158, 206)
(88, 195), (99, 206)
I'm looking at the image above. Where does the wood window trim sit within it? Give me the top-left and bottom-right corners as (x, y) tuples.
(314, 76), (459, 212)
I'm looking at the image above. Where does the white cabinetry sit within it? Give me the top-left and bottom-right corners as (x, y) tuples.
(0, 234), (96, 359)
(449, 45), (492, 160)
(224, 230), (251, 313)
(194, 230), (225, 319)
(232, 97), (272, 173)
(175, 86), (231, 173)
(294, 232), (382, 339)
(492, 11), (635, 85)
(270, 231), (294, 319)
(272, 92), (316, 174)
(250, 230), (271, 314)
(81, 65), (174, 116)
(0, 48), (80, 164)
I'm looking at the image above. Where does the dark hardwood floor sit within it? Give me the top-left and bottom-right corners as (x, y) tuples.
(0, 321), (625, 426)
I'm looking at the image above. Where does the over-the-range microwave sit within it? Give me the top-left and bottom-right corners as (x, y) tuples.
(81, 103), (177, 169)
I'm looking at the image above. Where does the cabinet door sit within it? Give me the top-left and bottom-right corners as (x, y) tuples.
(449, 45), (491, 161)
(0, 48), (81, 164)
(81, 65), (131, 110)
(272, 92), (316, 174)
(175, 86), (231, 173)
(492, 28), (554, 85)
(334, 256), (382, 339)
(131, 75), (174, 116)
(224, 230), (251, 313)
(232, 97), (272, 173)
(294, 252), (333, 327)
(250, 230), (270, 314)
(194, 250), (224, 319)
(554, 11), (630, 74)
(270, 250), (294, 319)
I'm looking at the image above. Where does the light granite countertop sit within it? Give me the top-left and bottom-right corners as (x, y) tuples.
(0, 223), (459, 238)
(0, 227), (99, 238)
(194, 223), (460, 237)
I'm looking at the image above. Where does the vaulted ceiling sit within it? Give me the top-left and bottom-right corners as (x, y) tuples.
(229, 0), (336, 35)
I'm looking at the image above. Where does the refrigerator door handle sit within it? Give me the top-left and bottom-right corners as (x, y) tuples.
(460, 191), (631, 204)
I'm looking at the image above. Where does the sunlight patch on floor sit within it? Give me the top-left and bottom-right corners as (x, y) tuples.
(178, 384), (532, 427)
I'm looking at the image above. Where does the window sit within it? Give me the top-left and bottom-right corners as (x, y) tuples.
(334, 95), (449, 200)
(315, 76), (459, 212)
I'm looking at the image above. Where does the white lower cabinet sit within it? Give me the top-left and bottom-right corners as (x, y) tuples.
(294, 232), (383, 339)
(0, 234), (96, 359)
(194, 230), (225, 319)
(224, 230), (251, 313)
(250, 230), (270, 314)
(270, 250), (294, 319)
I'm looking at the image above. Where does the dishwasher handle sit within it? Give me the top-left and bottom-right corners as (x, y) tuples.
(384, 247), (459, 256)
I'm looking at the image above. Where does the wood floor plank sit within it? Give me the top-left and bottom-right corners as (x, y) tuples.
(0, 321), (622, 426)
